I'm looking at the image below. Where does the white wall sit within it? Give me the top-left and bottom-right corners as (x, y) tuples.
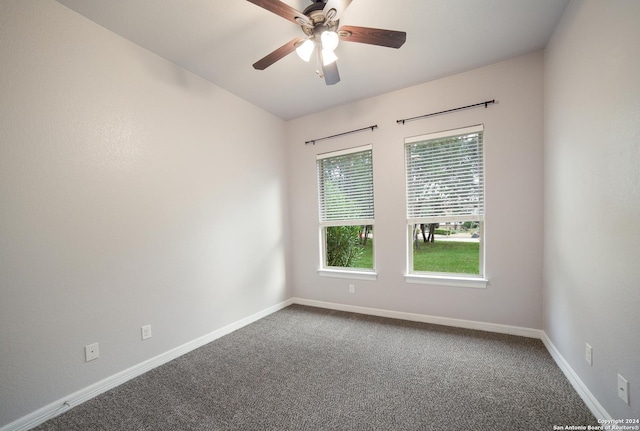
(544, 0), (640, 419)
(0, 1), (288, 427)
(286, 51), (544, 329)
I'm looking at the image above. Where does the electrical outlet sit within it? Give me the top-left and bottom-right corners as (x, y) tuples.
(585, 343), (593, 366)
(618, 374), (630, 405)
(142, 325), (152, 340)
(348, 284), (355, 294)
(85, 343), (99, 362)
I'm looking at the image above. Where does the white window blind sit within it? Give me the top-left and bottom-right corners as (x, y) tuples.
(317, 145), (373, 224)
(405, 125), (484, 222)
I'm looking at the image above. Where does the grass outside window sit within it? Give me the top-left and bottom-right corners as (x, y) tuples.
(354, 239), (479, 274)
(412, 241), (479, 274)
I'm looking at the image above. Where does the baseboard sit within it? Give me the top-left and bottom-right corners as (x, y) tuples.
(292, 297), (543, 338)
(540, 332), (611, 421)
(5, 297), (610, 430)
(1, 298), (294, 431)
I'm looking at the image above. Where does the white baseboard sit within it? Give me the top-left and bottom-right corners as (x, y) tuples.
(4, 297), (610, 430)
(540, 332), (611, 421)
(1, 298), (294, 431)
(291, 297), (543, 338)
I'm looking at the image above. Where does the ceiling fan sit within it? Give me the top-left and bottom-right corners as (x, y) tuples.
(247, 0), (407, 85)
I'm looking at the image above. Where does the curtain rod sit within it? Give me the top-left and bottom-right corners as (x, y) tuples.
(305, 125), (378, 145)
(396, 99), (495, 125)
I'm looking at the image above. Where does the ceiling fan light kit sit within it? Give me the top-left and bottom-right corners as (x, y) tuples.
(248, 0), (407, 85)
(295, 39), (315, 62)
(321, 30), (339, 51)
(295, 29), (339, 63)
(321, 48), (338, 66)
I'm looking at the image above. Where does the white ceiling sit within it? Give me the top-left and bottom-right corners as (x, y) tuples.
(54, 0), (569, 120)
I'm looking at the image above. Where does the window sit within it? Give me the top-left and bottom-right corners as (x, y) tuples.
(404, 125), (486, 287)
(317, 145), (375, 278)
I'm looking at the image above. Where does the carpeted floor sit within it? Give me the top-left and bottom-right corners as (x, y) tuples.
(34, 305), (597, 430)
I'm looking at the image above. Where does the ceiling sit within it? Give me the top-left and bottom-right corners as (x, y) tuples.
(54, 0), (569, 121)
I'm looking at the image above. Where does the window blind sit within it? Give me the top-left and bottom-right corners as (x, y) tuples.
(317, 145), (374, 224)
(405, 125), (484, 222)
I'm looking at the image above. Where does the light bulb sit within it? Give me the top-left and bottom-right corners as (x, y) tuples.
(295, 39), (315, 62)
(322, 48), (338, 66)
(321, 31), (339, 51)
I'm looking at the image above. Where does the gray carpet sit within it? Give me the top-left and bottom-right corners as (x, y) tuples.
(35, 305), (597, 430)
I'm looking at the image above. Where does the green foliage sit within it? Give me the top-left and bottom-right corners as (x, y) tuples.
(326, 226), (364, 268)
(463, 221), (479, 229)
(434, 229), (450, 235)
(351, 238), (374, 269)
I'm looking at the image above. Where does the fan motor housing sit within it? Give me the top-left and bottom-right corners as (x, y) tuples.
(302, 15), (338, 35)
(302, 0), (327, 15)
(299, 0), (338, 35)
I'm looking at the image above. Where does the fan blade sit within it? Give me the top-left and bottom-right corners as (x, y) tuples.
(323, 0), (353, 21)
(322, 61), (340, 85)
(253, 38), (303, 70)
(338, 25), (406, 49)
(247, 0), (310, 26)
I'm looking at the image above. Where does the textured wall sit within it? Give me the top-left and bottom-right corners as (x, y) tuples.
(286, 51), (545, 329)
(543, 0), (640, 419)
(0, 1), (288, 426)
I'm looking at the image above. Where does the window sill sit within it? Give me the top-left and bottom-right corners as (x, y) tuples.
(318, 269), (378, 281)
(404, 274), (488, 289)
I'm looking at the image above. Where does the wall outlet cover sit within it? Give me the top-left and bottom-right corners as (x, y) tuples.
(85, 343), (99, 362)
(618, 374), (630, 405)
(585, 343), (593, 366)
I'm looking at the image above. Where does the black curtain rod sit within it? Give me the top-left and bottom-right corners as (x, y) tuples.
(396, 99), (495, 125)
(305, 125), (378, 145)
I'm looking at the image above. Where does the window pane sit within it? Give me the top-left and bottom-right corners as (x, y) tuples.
(325, 225), (373, 270)
(405, 129), (484, 220)
(317, 147), (373, 222)
(411, 222), (480, 275)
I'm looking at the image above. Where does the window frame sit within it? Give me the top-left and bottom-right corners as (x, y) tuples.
(403, 125), (487, 288)
(316, 144), (377, 280)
